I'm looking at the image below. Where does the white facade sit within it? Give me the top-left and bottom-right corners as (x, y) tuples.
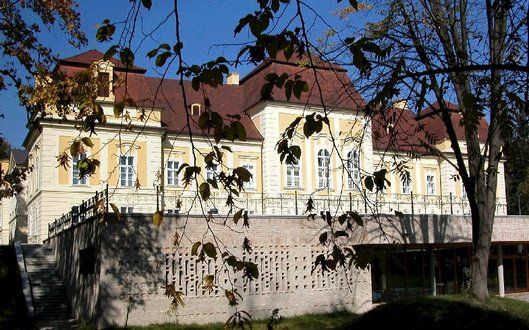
(19, 52), (508, 243)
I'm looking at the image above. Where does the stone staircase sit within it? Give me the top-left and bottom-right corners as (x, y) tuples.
(22, 244), (78, 329)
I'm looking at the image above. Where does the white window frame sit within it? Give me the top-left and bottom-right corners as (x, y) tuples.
(286, 157), (301, 188)
(242, 163), (255, 189)
(72, 152), (88, 185)
(166, 159), (180, 186)
(426, 174), (436, 195)
(402, 176), (411, 194)
(206, 163), (218, 181)
(119, 155), (135, 187)
(347, 150), (361, 190)
(317, 149), (331, 189)
(191, 103), (201, 116)
(120, 206), (134, 214)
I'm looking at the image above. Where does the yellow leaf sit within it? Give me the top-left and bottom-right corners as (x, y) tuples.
(109, 203), (121, 221)
(81, 137), (94, 148)
(153, 210), (163, 227)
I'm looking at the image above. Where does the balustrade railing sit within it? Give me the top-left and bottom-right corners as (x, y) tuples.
(47, 187), (509, 237)
(48, 185), (108, 238)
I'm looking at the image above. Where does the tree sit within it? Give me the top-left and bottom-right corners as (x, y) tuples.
(343, 0), (525, 299)
(0, 0), (86, 198)
(38, 0), (526, 316)
(0, 137), (11, 160)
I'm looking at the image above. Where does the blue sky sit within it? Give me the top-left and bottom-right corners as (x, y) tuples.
(0, 0), (362, 148)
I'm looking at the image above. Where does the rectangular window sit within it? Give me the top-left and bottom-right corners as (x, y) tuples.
(72, 153), (87, 185)
(426, 174), (436, 195)
(119, 156), (134, 187)
(120, 206), (134, 214)
(206, 164), (218, 181)
(166, 160), (179, 186)
(402, 177), (411, 194)
(286, 160), (301, 188)
(317, 149), (331, 188)
(242, 164), (255, 189)
(97, 72), (110, 97)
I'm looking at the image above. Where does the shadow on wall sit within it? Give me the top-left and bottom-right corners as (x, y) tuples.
(97, 213), (166, 328)
(11, 192), (28, 243)
(363, 214), (470, 245)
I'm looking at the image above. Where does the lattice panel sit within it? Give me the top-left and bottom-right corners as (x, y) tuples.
(310, 248), (355, 290)
(165, 245), (357, 297)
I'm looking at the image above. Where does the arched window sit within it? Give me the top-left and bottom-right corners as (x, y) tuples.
(191, 103), (201, 116)
(347, 150), (360, 189)
(317, 149), (331, 188)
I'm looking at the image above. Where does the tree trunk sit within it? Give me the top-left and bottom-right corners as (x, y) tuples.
(470, 210), (494, 299)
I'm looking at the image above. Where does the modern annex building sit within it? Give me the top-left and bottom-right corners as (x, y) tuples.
(7, 50), (527, 326)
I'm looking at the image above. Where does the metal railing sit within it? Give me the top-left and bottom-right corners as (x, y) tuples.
(46, 187), (510, 238)
(48, 185), (108, 238)
(162, 190), (508, 217)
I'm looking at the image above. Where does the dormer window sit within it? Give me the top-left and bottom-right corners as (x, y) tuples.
(97, 72), (110, 98)
(94, 60), (115, 101)
(191, 104), (201, 116)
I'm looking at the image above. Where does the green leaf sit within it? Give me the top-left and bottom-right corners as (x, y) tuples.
(319, 232), (328, 245)
(113, 102), (125, 117)
(146, 48), (158, 58)
(96, 21), (116, 42)
(285, 79), (293, 101)
(119, 48), (135, 69)
(109, 203), (121, 220)
(104, 45), (119, 60)
(245, 261), (259, 279)
(191, 77), (200, 91)
(350, 211), (364, 226)
(234, 167), (252, 182)
(191, 242), (201, 256)
(335, 231), (348, 238)
(156, 51), (171, 67)
(141, 0), (152, 9)
(338, 213), (348, 225)
(69, 141), (81, 157)
(365, 176), (374, 191)
(152, 210), (163, 227)
(233, 209), (244, 225)
(203, 242), (217, 259)
(199, 182), (211, 201)
(81, 137), (94, 148)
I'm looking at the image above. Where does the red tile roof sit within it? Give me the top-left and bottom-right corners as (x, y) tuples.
(57, 52), (262, 141)
(371, 107), (429, 154)
(60, 50), (147, 73)
(417, 101), (489, 144)
(57, 51), (489, 149)
(240, 54), (365, 111)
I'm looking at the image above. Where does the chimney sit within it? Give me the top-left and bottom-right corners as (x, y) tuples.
(392, 99), (408, 110)
(227, 72), (239, 85)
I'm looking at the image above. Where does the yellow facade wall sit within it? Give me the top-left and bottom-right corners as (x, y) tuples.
(234, 151), (262, 192)
(58, 136), (70, 185)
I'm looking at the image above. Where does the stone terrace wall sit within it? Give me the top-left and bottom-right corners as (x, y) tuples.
(96, 214), (372, 327)
(44, 216), (101, 322)
(44, 213), (529, 328)
(360, 215), (529, 245)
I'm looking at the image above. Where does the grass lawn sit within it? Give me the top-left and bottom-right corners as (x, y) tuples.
(108, 295), (529, 330)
